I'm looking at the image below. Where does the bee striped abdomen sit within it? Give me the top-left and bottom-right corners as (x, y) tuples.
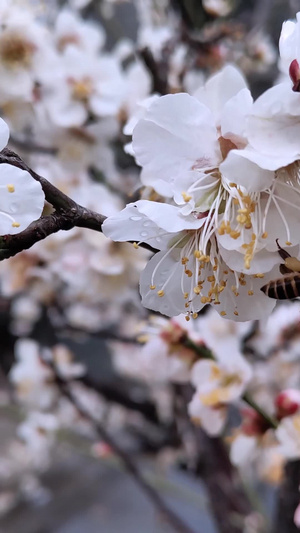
(261, 274), (300, 300)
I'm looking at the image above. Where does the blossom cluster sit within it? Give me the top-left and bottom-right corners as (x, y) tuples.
(104, 18), (300, 322)
(0, 1), (300, 529)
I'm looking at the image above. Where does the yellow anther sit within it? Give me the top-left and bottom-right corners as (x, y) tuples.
(248, 290), (254, 296)
(234, 311), (239, 316)
(254, 273), (264, 278)
(185, 269), (193, 277)
(157, 290), (165, 297)
(229, 182), (237, 187)
(181, 191), (192, 202)
(230, 230), (240, 239)
(220, 311), (227, 316)
(223, 270), (228, 275)
(193, 286), (201, 295)
(12, 222), (20, 227)
(7, 184), (15, 193)
(185, 302), (190, 308)
(286, 241), (292, 246)
(240, 279), (247, 286)
(133, 242), (139, 249)
(192, 313), (198, 319)
(213, 265), (218, 271)
(184, 292), (189, 299)
(150, 285), (156, 290)
(185, 315), (190, 322)
(261, 232), (268, 239)
(201, 296), (208, 304)
(207, 275), (215, 282)
(181, 256), (189, 265)
(193, 250), (201, 259)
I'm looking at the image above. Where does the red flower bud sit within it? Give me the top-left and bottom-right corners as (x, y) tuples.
(289, 59), (300, 92)
(275, 389), (300, 419)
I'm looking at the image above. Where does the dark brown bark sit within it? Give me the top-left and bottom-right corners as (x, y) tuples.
(274, 460), (300, 533)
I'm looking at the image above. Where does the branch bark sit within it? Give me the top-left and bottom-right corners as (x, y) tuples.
(45, 358), (198, 533)
(0, 148), (156, 259)
(274, 460), (300, 533)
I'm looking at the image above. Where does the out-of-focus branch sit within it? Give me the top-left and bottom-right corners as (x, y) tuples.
(274, 460), (300, 533)
(47, 360), (198, 533)
(174, 384), (252, 533)
(9, 137), (58, 155)
(139, 47), (169, 95)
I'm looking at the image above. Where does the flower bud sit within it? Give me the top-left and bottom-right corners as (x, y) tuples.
(241, 408), (269, 436)
(275, 389), (300, 419)
(289, 59), (300, 91)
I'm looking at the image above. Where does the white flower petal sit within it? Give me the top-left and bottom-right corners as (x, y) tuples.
(132, 93), (220, 186)
(221, 88), (253, 143)
(136, 200), (206, 232)
(247, 83), (300, 160)
(0, 118), (9, 150)
(102, 204), (172, 250)
(140, 250), (204, 317)
(216, 268), (277, 321)
(220, 149), (274, 192)
(0, 164), (44, 235)
(218, 243), (281, 275)
(194, 65), (248, 123)
(230, 435), (257, 466)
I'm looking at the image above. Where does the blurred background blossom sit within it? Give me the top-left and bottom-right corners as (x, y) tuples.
(0, 1), (300, 533)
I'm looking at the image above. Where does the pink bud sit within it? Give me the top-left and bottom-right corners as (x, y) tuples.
(160, 320), (186, 344)
(289, 59), (300, 92)
(275, 389), (300, 419)
(241, 408), (269, 436)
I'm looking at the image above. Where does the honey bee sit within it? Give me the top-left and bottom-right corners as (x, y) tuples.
(261, 240), (300, 300)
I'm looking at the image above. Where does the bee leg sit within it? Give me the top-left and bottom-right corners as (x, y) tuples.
(280, 264), (293, 275)
(276, 239), (291, 260)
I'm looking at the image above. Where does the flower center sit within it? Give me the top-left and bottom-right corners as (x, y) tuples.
(0, 32), (35, 68)
(69, 77), (94, 102)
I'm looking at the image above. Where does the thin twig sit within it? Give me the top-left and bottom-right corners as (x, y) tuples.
(9, 137), (57, 155)
(47, 361), (197, 533)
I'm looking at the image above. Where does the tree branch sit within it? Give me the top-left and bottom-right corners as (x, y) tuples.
(45, 358), (197, 533)
(0, 149), (156, 259)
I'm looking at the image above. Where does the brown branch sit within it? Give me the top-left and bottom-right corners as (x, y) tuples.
(9, 137), (57, 155)
(0, 149), (156, 259)
(45, 359), (197, 533)
(139, 48), (169, 95)
(274, 460), (300, 533)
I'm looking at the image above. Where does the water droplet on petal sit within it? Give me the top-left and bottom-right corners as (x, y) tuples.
(143, 221), (152, 227)
(130, 216), (142, 221)
(140, 231), (148, 237)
